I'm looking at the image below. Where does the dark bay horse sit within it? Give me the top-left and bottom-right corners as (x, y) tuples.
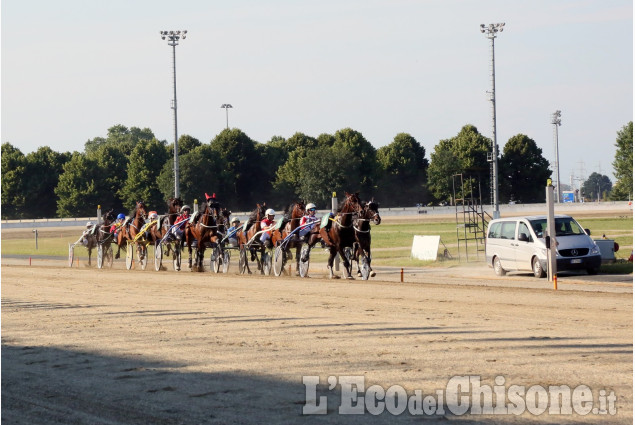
(81, 210), (115, 266)
(117, 201), (148, 264)
(236, 203), (267, 273)
(353, 199), (381, 278)
(97, 209), (116, 246)
(271, 201), (305, 272)
(305, 192), (363, 279)
(184, 200), (221, 272)
(156, 197), (183, 254)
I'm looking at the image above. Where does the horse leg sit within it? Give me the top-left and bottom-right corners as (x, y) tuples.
(339, 246), (353, 280)
(88, 248), (92, 266)
(294, 244), (301, 276)
(188, 244), (193, 269)
(326, 246), (339, 279)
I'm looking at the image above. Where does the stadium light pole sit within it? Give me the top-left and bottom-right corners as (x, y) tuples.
(160, 30), (187, 198)
(221, 104), (233, 129)
(551, 110), (562, 203)
(480, 22), (504, 219)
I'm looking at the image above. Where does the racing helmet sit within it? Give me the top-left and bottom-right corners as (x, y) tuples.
(265, 208), (275, 216)
(231, 217), (240, 224)
(148, 211), (158, 220)
(117, 213), (125, 220)
(86, 221), (93, 228)
(181, 205), (191, 213)
(306, 203), (316, 211)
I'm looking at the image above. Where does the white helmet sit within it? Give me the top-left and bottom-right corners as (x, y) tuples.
(306, 203), (316, 210)
(86, 221), (93, 228)
(181, 205), (191, 212)
(231, 217), (240, 224)
(265, 208), (275, 216)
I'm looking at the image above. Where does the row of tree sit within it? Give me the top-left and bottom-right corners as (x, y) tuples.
(2, 122), (632, 219)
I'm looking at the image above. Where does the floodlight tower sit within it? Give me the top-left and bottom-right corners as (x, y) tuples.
(480, 22), (505, 219)
(221, 104), (233, 129)
(551, 110), (562, 203)
(160, 30), (187, 198)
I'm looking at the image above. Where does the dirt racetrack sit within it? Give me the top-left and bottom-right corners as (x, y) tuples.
(1, 253), (632, 425)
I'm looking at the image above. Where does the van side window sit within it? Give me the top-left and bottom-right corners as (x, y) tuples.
(500, 221), (516, 240)
(518, 222), (533, 242)
(488, 222), (502, 238)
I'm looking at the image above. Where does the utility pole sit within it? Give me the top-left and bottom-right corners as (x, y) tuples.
(160, 30), (187, 198)
(551, 110), (562, 203)
(480, 23), (505, 219)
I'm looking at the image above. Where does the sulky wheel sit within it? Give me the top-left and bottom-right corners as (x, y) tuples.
(154, 241), (163, 271)
(125, 243), (134, 270)
(97, 244), (104, 269)
(273, 245), (285, 276)
(68, 244), (75, 268)
(299, 244), (310, 278)
(239, 247), (248, 274)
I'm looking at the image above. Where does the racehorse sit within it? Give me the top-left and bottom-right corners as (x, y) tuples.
(97, 209), (116, 246)
(80, 209), (114, 266)
(116, 201), (148, 264)
(236, 203), (267, 273)
(157, 197), (183, 254)
(184, 200), (221, 272)
(353, 199), (381, 278)
(304, 192), (363, 279)
(271, 200), (306, 273)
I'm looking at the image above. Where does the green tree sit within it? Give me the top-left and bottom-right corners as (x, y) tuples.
(119, 139), (170, 211)
(427, 125), (490, 204)
(499, 134), (551, 203)
(376, 133), (429, 206)
(332, 128), (377, 195)
(55, 153), (105, 216)
(158, 144), (224, 209)
(610, 121), (633, 200)
(178, 134), (202, 156)
(24, 147), (72, 218)
(582, 172), (612, 202)
(1, 143), (27, 219)
(210, 129), (260, 210)
(87, 142), (131, 212)
(84, 124), (154, 155)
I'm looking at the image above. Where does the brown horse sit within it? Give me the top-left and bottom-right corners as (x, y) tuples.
(271, 201), (306, 273)
(236, 203), (267, 273)
(304, 192), (363, 279)
(117, 201), (148, 266)
(156, 197), (183, 254)
(352, 199), (381, 278)
(184, 200), (221, 272)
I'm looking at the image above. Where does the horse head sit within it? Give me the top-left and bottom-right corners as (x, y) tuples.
(103, 209), (115, 226)
(168, 197), (183, 214)
(135, 201), (148, 220)
(366, 198), (381, 225)
(341, 192), (363, 216)
(219, 208), (231, 231)
(293, 200), (306, 218)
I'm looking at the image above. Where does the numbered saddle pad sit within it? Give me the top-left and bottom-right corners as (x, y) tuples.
(320, 214), (330, 229)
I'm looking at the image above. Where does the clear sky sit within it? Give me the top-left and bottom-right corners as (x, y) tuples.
(2, 0), (632, 189)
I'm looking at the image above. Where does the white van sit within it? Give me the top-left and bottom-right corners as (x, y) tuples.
(485, 215), (602, 277)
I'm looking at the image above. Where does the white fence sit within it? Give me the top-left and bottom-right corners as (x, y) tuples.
(1, 202), (631, 230)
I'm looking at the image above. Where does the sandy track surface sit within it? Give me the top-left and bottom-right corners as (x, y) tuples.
(2, 262), (632, 424)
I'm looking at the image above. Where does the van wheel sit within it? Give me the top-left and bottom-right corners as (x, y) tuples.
(532, 257), (546, 278)
(587, 267), (599, 275)
(493, 257), (506, 276)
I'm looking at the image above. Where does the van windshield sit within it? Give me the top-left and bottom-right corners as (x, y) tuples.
(529, 217), (586, 238)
